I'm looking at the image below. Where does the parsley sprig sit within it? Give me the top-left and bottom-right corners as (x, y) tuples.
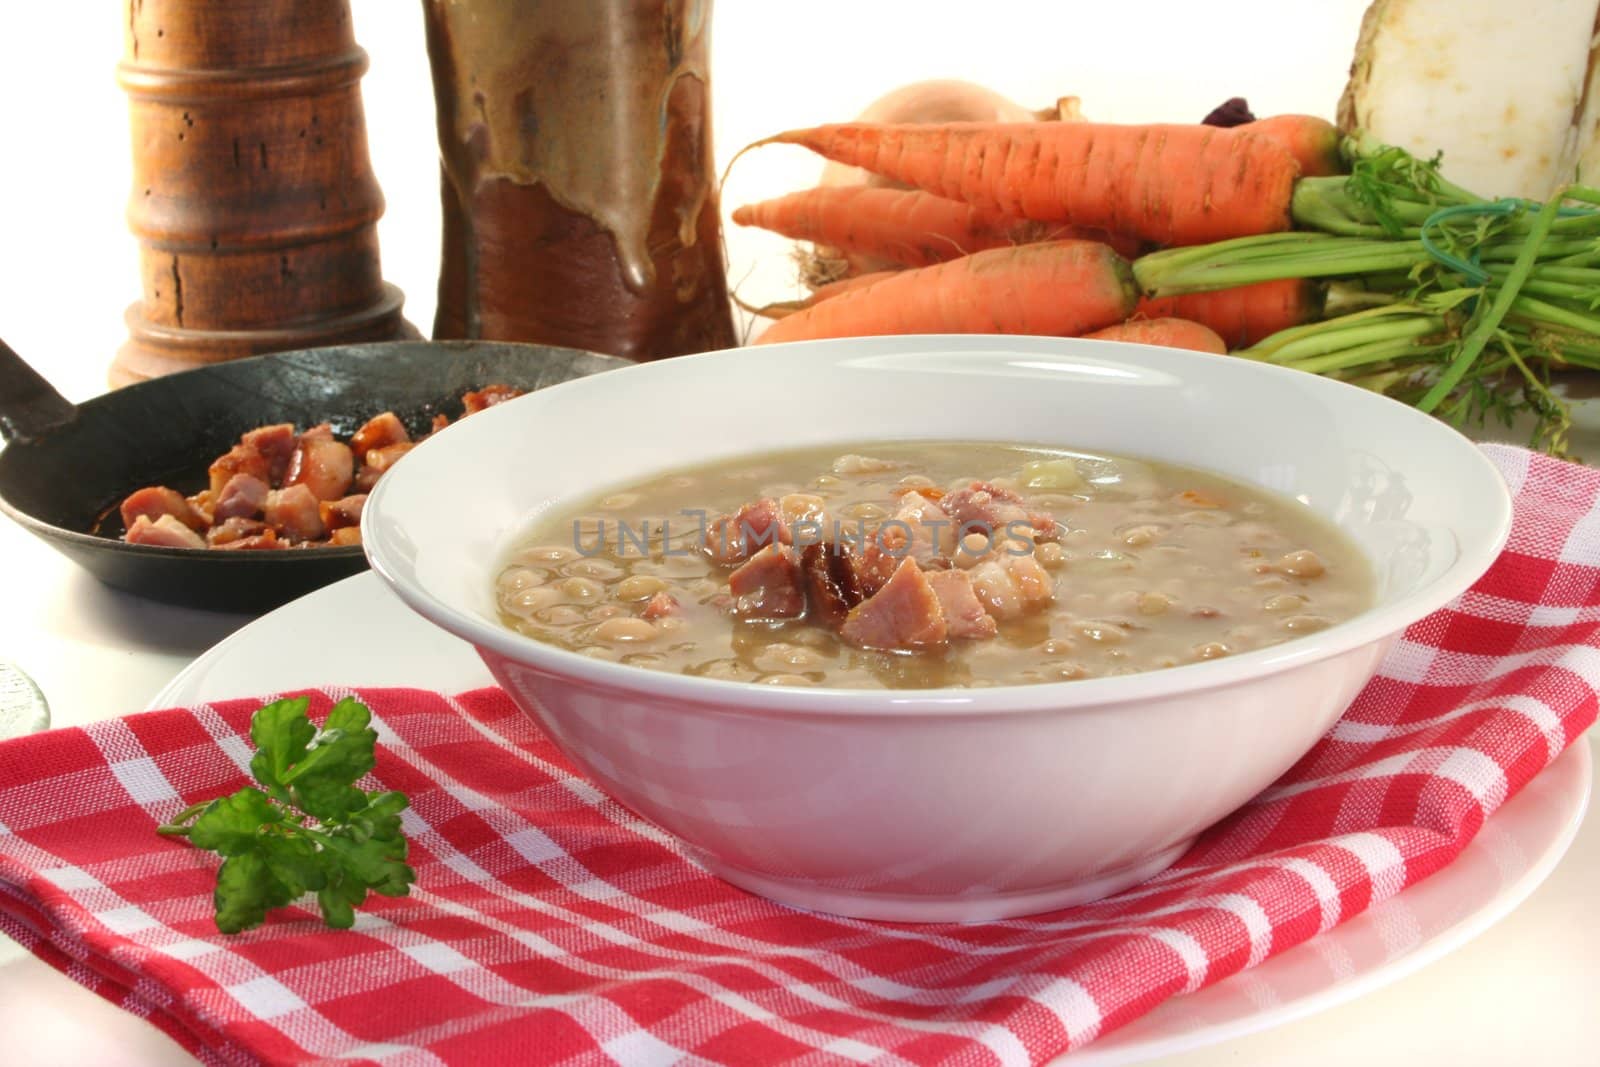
(158, 696), (416, 934)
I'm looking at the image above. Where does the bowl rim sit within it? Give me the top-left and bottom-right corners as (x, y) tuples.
(363, 334), (1514, 717)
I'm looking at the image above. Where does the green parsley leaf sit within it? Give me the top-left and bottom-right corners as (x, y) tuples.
(185, 787), (283, 855)
(158, 698), (416, 934)
(248, 697), (317, 799)
(282, 697), (379, 822)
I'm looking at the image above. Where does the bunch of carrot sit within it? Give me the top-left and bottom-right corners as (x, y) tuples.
(733, 113), (1345, 353)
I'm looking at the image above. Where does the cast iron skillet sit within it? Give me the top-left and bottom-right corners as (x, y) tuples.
(0, 338), (630, 613)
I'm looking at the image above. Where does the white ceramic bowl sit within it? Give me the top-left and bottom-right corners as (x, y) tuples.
(363, 335), (1511, 922)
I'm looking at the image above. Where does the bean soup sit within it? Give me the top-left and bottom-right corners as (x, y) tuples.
(495, 443), (1374, 689)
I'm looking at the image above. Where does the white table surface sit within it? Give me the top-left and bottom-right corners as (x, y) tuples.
(0, 505), (1596, 1066)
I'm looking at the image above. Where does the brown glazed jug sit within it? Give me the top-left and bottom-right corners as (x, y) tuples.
(113, 0), (413, 387)
(423, 0), (737, 361)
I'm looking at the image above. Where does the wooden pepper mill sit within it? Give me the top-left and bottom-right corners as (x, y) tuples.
(112, 0), (413, 387)
(423, 0), (737, 361)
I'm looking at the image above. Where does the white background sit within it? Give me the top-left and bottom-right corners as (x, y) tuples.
(0, 0), (1370, 398)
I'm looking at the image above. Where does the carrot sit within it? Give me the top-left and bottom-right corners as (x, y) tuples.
(754, 240), (1136, 346)
(734, 187), (1045, 268)
(891, 485), (946, 500)
(1242, 115), (1344, 178)
(1175, 489), (1226, 509)
(735, 186), (1143, 268)
(741, 270), (900, 320)
(760, 122), (1300, 246)
(1081, 318), (1227, 354)
(1134, 278), (1321, 348)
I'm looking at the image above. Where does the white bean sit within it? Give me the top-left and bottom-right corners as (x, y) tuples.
(832, 454), (899, 475)
(758, 673), (814, 686)
(1137, 592), (1172, 616)
(1277, 550), (1326, 578)
(505, 586), (560, 615)
(1121, 524), (1163, 547)
(751, 643), (801, 672)
(519, 545), (576, 564)
(564, 558), (623, 580)
(561, 576), (604, 602)
(1079, 621), (1128, 644)
(844, 501), (888, 521)
(592, 617), (659, 643)
(537, 605), (585, 626)
(1035, 541), (1065, 568)
(617, 575), (668, 601)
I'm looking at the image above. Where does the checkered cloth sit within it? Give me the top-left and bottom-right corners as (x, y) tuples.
(1, 444), (1595, 1066)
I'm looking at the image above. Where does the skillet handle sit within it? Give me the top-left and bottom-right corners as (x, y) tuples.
(0, 336), (78, 444)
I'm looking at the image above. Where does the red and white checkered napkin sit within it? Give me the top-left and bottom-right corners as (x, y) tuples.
(1, 444), (1597, 1067)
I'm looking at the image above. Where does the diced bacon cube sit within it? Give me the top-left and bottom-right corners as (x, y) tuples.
(705, 497), (784, 565)
(124, 513), (206, 549)
(970, 553), (1055, 620)
(215, 528), (286, 551)
(800, 542), (864, 628)
(892, 490), (956, 560)
(207, 445), (265, 497)
(354, 441), (415, 492)
(120, 486), (206, 533)
(207, 516), (268, 546)
(840, 557), (947, 651)
(856, 536), (904, 598)
(213, 473), (270, 521)
(208, 423), (295, 496)
(241, 423), (297, 484)
(317, 493), (367, 531)
(943, 481), (1059, 543)
(188, 490), (215, 526)
(325, 527), (362, 547)
(641, 591), (681, 620)
(350, 411), (409, 460)
(264, 483), (325, 542)
(925, 570), (998, 640)
(728, 544), (805, 620)
(462, 384), (524, 414)
(284, 427), (354, 501)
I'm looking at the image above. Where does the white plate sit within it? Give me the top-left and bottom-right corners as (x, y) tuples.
(150, 572), (1591, 1065)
